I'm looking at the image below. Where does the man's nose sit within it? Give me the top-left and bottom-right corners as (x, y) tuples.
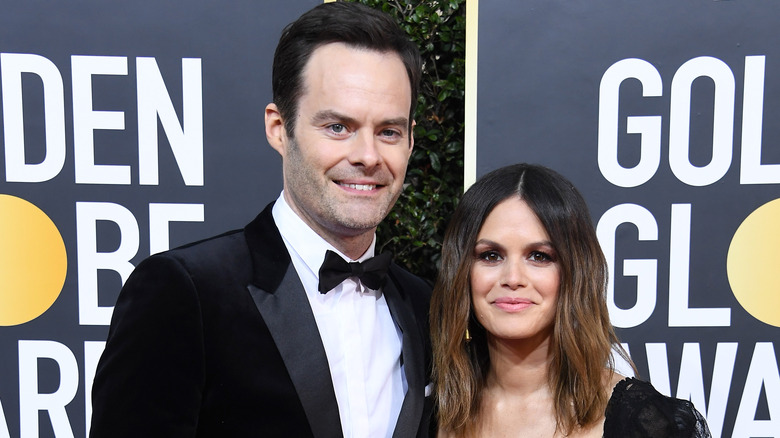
(348, 130), (383, 168)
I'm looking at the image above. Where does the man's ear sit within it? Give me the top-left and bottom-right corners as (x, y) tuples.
(265, 103), (286, 156)
(408, 119), (416, 154)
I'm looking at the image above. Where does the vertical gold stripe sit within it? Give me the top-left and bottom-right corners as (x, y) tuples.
(464, 0), (478, 191)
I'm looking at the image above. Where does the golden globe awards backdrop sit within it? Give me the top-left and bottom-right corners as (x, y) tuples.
(4, 0), (780, 437)
(0, 1), (319, 436)
(473, 1), (779, 437)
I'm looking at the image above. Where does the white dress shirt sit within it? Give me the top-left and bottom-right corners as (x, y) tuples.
(272, 193), (406, 438)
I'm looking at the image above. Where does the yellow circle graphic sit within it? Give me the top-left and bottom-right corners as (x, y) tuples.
(727, 198), (780, 327)
(0, 195), (67, 326)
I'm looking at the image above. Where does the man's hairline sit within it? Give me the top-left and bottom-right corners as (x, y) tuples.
(283, 42), (416, 143)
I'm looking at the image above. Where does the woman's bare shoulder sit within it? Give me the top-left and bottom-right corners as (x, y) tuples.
(606, 370), (627, 392)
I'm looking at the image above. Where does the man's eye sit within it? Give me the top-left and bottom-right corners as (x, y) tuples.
(380, 129), (401, 138)
(328, 124), (347, 134)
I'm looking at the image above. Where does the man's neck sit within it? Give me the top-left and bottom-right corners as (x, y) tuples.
(274, 192), (377, 261)
(322, 233), (374, 260)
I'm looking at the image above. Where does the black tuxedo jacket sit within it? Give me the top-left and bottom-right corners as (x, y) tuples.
(90, 203), (433, 437)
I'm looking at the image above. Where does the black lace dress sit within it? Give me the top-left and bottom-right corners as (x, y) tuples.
(603, 378), (712, 438)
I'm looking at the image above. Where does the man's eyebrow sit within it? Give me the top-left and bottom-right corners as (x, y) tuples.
(381, 117), (410, 130)
(310, 110), (409, 131)
(311, 110), (357, 126)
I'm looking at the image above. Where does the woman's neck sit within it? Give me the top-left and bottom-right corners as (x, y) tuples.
(485, 333), (552, 395)
(475, 334), (562, 437)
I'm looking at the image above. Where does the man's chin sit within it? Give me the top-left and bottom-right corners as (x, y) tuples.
(334, 217), (384, 233)
(331, 209), (387, 232)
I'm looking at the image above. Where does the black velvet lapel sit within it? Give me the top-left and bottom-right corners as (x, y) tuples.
(244, 203), (291, 292)
(244, 203), (342, 438)
(384, 267), (425, 438)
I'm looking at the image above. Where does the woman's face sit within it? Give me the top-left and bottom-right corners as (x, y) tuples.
(470, 197), (560, 342)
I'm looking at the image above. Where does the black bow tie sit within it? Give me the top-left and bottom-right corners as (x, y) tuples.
(318, 250), (392, 293)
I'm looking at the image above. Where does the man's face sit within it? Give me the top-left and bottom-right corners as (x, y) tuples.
(267, 42), (414, 248)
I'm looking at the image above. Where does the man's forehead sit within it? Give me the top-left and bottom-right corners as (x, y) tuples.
(301, 42), (408, 88)
(298, 42), (411, 111)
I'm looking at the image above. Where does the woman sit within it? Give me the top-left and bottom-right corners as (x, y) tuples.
(430, 163), (710, 437)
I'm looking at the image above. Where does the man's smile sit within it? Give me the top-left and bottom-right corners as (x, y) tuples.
(336, 181), (382, 191)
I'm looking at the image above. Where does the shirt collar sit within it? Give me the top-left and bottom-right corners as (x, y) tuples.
(271, 192), (377, 279)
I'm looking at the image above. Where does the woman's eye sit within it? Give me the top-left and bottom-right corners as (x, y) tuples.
(529, 251), (552, 263)
(478, 251), (503, 262)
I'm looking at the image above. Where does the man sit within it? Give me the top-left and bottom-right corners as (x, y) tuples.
(90, 2), (431, 437)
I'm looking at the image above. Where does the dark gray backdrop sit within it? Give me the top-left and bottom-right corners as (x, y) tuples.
(4, 1), (780, 437)
(477, 1), (780, 437)
(0, 1), (318, 437)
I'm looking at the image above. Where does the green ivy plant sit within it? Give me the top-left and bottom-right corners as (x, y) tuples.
(349, 0), (466, 284)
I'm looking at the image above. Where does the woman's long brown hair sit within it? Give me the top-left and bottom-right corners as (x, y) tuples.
(430, 163), (635, 435)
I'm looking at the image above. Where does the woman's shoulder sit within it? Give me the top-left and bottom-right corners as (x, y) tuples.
(602, 377), (712, 438)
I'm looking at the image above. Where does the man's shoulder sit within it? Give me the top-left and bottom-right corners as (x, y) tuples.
(135, 228), (251, 281)
(160, 203), (278, 266)
(170, 227), (246, 254)
(389, 262), (431, 289)
(138, 204), (282, 282)
(388, 262), (432, 306)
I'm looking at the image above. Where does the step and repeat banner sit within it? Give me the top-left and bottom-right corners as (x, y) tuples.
(0, 1), (318, 436)
(3, 1), (779, 437)
(474, 1), (779, 437)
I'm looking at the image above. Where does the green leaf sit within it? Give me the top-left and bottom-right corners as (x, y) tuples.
(429, 152), (441, 172)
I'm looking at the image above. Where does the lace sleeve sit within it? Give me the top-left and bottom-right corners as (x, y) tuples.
(603, 378), (712, 438)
